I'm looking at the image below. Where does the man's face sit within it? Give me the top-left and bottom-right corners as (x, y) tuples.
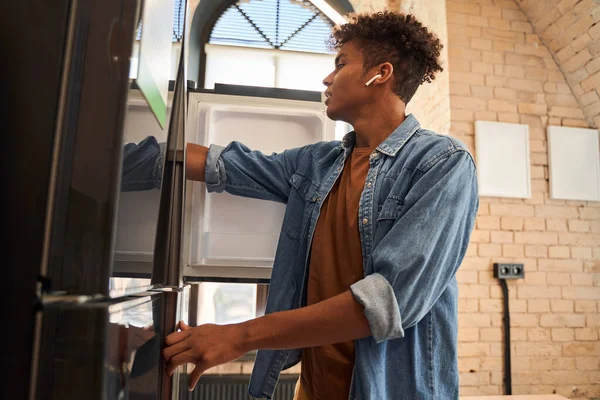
(322, 40), (375, 122)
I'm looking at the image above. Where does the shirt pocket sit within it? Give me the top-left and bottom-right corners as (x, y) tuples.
(375, 196), (403, 243)
(282, 173), (319, 239)
(290, 173), (320, 202)
(377, 196), (403, 221)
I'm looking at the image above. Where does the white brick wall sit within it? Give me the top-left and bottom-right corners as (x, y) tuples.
(518, 0), (600, 129)
(396, 0), (452, 134)
(447, 0), (599, 398)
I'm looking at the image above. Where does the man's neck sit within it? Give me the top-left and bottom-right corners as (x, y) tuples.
(350, 99), (407, 149)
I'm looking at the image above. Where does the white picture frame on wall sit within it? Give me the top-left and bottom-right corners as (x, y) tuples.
(547, 125), (600, 201)
(475, 120), (531, 198)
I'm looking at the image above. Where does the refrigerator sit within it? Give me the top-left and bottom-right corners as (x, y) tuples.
(5, 0), (334, 399)
(6, 0), (190, 398)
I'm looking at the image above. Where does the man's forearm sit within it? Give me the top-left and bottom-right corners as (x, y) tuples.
(240, 290), (372, 352)
(186, 143), (209, 182)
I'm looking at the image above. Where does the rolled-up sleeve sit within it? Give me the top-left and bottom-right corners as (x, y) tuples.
(204, 141), (309, 204)
(204, 144), (228, 192)
(121, 136), (165, 192)
(351, 150), (479, 343)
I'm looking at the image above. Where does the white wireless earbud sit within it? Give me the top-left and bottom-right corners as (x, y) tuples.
(365, 74), (382, 86)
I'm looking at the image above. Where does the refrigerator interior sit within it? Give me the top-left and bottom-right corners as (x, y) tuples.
(183, 90), (335, 279)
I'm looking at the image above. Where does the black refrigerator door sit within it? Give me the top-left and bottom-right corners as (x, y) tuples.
(34, 287), (190, 400)
(3, 0), (139, 398)
(44, 0), (140, 295)
(4, 0), (142, 297)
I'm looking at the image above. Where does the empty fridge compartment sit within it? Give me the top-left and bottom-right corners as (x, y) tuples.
(185, 91), (334, 274)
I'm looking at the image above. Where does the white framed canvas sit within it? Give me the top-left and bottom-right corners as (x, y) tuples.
(475, 121), (531, 198)
(547, 125), (600, 201)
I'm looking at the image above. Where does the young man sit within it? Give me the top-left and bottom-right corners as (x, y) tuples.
(157, 11), (478, 400)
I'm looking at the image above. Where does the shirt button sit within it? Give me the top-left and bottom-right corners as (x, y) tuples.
(362, 218), (368, 225)
(366, 182), (372, 188)
(370, 152), (378, 159)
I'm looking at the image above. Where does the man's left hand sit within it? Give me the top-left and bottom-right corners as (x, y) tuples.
(163, 291), (371, 391)
(162, 320), (248, 391)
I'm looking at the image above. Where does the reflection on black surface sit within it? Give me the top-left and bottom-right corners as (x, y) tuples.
(130, 329), (160, 379)
(121, 136), (164, 193)
(112, 110), (167, 280)
(113, 6), (184, 283)
(112, 18), (179, 283)
(106, 295), (164, 400)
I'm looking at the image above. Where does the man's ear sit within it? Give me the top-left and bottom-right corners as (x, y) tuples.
(365, 63), (393, 87)
(377, 62), (394, 84)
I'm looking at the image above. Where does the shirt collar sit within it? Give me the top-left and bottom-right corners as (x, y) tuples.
(341, 114), (421, 157)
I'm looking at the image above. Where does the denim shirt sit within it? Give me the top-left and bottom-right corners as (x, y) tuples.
(121, 135), (165, 192)
(121, 114), (479, 400)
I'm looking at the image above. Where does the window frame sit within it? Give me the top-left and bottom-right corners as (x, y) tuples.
(193, 0), (352, 88)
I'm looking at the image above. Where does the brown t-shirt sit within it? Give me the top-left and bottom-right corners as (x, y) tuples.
(299, 147), (373, 400)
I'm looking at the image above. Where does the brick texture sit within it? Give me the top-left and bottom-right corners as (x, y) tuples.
(518, 0), (600, 128)
(447, 0), (599, 398)
(400, 0), (452, 134)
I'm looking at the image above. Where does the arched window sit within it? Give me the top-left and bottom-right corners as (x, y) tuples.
(203, 0), (339, 92)
(209, 0), (334, 52)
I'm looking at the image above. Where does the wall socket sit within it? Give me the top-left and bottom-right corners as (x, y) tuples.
(493, 263), (525, 279)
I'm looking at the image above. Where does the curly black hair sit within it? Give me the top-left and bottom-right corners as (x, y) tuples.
(329, 11), (443, 103)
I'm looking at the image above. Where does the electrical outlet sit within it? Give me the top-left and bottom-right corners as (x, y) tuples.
(493, 263), (524, 279)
